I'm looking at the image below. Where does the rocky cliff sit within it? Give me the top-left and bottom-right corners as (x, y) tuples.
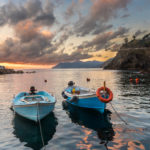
(104, 48), (150, 71)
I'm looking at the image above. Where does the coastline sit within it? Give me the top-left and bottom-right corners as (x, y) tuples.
(0, 68), (24, 75)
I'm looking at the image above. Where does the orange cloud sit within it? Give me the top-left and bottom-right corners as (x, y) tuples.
(14, 20), (40, 42)
(82, 49), (117, 62)
(41, 30), (53, 38)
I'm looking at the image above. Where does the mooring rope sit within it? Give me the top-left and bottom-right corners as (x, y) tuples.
(37, 102), (46, 150)
(109, 102), (128, 125)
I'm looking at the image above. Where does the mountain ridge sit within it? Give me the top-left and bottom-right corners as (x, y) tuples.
(52, 61), (104, 69)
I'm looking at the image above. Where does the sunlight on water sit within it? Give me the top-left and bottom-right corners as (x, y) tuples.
(0, 69), (150, 150)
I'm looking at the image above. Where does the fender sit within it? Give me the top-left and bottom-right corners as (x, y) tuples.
(62, 91), (68, 99)
(70, 96), (79, 103)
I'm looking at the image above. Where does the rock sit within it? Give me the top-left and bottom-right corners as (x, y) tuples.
(0, 68), (24, 74)
(104, 48), (150, 71)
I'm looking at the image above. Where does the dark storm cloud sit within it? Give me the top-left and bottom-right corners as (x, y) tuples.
(34, 13), (55, 26)
(78, 27), (129, 52)
(0, 19), (54, 64)
(75, 0), (131, 36)
(0, 0), (55, 26)
(0, 37), (91, 64)
(0, 35), (51, 63)
(0, 2), (27, 25)
(92, 24), (113, 35)
(52, 26), (74, 50)
(0, 19), (91, 65)
(32, 50), (92, 64)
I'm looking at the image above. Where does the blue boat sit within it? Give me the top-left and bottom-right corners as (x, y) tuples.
(62, 81), (113, 114)
(13, 91), (56, 122)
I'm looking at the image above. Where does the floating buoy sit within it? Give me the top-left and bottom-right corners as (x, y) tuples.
(86, 78), (90, 82)
(135, 78), (139, 84)
(129, 78), (133, 83)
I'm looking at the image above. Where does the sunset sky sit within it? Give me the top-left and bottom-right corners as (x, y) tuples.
(0, 0), (150, 69)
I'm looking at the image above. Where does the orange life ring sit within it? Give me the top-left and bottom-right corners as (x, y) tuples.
(96, 87), (113, 103)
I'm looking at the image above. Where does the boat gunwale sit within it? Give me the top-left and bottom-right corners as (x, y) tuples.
(13, 101), (56, 107)
(64, 91), (97, 99)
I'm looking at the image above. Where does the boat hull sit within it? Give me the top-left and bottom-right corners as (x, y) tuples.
(66, 95), (106, 113)
(13, 103), (55, 122)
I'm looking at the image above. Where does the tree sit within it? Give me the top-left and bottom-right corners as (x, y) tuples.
(133, 35), (136, 40)
(124, 38), (128, 47)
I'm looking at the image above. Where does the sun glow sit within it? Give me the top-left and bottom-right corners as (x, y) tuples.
(0, 63), (55, 69)
(83, 49), (117, 62)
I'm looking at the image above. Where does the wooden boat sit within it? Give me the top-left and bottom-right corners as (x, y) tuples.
(12, 91), (56, 122)
(62, 81), (113, 114)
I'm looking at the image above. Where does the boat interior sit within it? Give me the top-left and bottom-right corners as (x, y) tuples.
(66, 86), (96, 95)
(20, 95), (50, 103)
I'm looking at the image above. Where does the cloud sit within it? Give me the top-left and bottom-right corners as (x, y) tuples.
(0, 19), (54, 63)
(35, 50), (92, 64)
(92, 24), (113, 35)
(121, 14), (130, 18)
(0, 37), (91, 64)
(75, 0), (131, 36)
(90, 0), (131, 22)
(0, 0), (55, 26)
(96, 54), (102, 57)
(0, 0), (133, 65)
(78, 0), (84, 4)
(14, 20), (40, 43)
(78, 27), (129, 52)
(0, 19), (91, 65)
(64, 0), (83, 20)
(134, 30), (147, 37)
(65, 1), (76, 19)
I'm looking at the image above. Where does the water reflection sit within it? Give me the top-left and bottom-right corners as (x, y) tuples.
(12, 112), (58, 150)
(115, 71), (150, 112)
(62, 101), (115, 149)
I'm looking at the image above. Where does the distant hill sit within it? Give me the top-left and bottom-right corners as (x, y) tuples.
(52, 61), (104, 69)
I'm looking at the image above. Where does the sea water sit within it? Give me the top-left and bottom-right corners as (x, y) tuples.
(0, 69), (150, 150)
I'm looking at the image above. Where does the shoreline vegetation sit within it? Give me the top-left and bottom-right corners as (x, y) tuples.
(0, 66), (23, 75)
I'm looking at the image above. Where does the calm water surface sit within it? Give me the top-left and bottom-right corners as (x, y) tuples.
(0, 69), (150, 150)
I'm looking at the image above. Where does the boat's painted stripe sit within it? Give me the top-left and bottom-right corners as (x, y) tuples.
(13, 102), (55, 107)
